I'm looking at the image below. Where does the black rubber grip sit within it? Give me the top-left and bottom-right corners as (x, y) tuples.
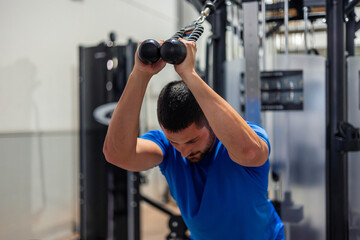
(187, 25), (204, 42)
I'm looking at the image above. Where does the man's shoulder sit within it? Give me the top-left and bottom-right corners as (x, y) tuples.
(141, 130), (166, 140)
(140, 130), (172, 155)
(246, 121), (266, 132)
(245, 121), (270, 145)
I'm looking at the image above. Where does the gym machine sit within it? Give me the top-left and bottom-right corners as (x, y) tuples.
(347, 56), (360, 239)
(79, 34), (138, 240)
(224, 0), (360, 239)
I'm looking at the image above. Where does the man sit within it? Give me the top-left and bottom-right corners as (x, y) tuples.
(103, 39), (284, 239)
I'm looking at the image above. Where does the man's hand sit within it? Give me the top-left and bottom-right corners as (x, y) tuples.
(174, 39), (197, 77)
(134, 40), (167, 78)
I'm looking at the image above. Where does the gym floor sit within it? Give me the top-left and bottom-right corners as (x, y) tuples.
(141, 201), (181, 240)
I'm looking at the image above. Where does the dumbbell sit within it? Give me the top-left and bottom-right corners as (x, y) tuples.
(138, 25), (204, 65)
(137, 39), (161, 64)
(138, 38), (186, 65)
(160, 38), (188, 65)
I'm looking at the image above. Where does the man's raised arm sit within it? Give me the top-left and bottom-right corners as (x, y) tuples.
(174, 40), (269, 167)
(103, 45), (166, 172)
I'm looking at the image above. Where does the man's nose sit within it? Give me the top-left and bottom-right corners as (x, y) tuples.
(179, 145), (191, 158)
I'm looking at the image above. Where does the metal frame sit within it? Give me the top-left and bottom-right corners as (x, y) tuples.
(346, 9), (356, 56)
(127, 172), (141, 240)
(345, 0), (360, 15)
(125, 40), (141, 240)
(243, 1), (261, 124)
(356, 20), (360, 32)
(345, 0), (360, 56)
(79, 45), (87, 240)
(326, 0), (349, 239)
(185, 0), (227, 97)
(208, 3), (227, 98)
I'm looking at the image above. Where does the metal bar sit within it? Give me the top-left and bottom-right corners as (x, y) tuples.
(304, 6), (309, 54)
(284, 0), (289, 55)
(126, 39), (141, 240)
(141, 195), (175, 217)
(214, 0), (226, 8)
(262, 0), (266, 70)
(266, 22), (283, 38)
(356, 20), (360, 32)
(79, 46), (87, 240)
(210, 3), (227, 98)
(243, 1), (261, 124)
(345, 0), (360, 15)
(266, 14), (327, 23)
(346, 9), (355, 56)
(265, 2), (284, 11)
(326, 0), (349, 239)
(127, 172), (141, 240)
(205, 36), (216, 86)
(227, 1), (235, 60)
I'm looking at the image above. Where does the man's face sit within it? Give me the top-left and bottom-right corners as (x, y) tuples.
(162, 122), (216, 163)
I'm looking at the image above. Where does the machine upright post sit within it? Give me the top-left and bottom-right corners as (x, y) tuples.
(284, 0), (289, 55)
(127, 172), (140, 240)
(326, 0), (349, 239)
(303, 6), (309, 54)
(262, 0), (266, 70)
(210, 3), (227, 98)
(345, 0), (355, 56)
(243, 0), (261, 124)
(126, 39), (141, 240)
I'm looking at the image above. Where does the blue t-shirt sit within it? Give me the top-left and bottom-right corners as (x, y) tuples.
(141, 122), (284, 240)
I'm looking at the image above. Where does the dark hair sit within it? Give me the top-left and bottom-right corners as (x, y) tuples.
(157, 80), (207, 132)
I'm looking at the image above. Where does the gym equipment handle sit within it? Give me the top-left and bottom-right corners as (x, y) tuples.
(138, 39), (161, 64)
(160, 24), (204, 65)
(138, 0), (212, 65)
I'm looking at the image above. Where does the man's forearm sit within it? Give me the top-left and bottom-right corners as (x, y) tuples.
(180, 71), (268, 166)
(103, 70), (151, 164)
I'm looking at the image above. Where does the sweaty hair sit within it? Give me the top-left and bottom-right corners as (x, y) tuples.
(157, 80), (207, 132)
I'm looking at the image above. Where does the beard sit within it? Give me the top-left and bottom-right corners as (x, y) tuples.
(186, 128), (216, 163)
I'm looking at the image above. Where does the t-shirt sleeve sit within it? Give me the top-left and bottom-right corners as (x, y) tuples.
(243, 122), (271, 190)
(140, 130), (170, 171)
(247, 121), (271, 155)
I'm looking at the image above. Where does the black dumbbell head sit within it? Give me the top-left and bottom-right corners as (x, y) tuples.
(138, 39), (161, 64)
(160, 38), (187, 65)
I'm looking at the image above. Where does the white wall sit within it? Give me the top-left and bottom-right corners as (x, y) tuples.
(0, 0), (178, 133)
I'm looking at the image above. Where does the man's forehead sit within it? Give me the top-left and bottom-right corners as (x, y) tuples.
(162, 124), (205, 143)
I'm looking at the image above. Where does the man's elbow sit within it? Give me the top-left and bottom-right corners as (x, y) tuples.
(103, 141), (121, 165)
(234, 144), (268, 167)
(103, 142), (134, 170)
(103, 142), (114, 164)
(245, 144), (268, 167)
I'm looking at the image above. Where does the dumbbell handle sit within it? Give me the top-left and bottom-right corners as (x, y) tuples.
(138, 1), (213, 65)
(170, 24), (204, 42)
(187, 25), (204, 42)
(161, 24), (204, 65)
(138, 39), (161, 64)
